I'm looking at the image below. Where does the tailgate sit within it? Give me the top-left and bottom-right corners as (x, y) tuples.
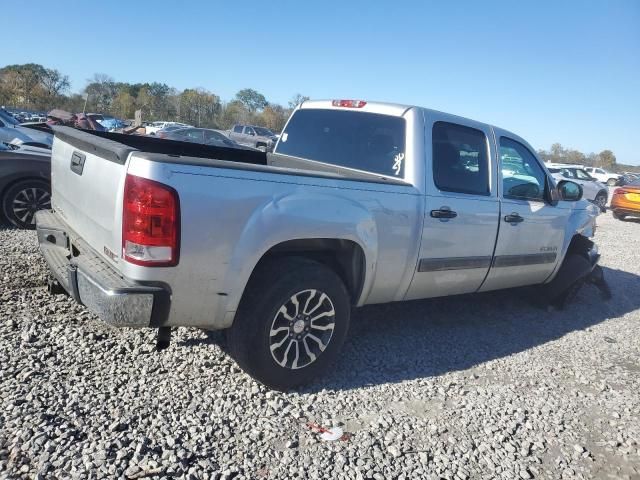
(50, 126), (137, 267)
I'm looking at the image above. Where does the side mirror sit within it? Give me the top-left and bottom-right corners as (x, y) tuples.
(557, 180), (583, 202)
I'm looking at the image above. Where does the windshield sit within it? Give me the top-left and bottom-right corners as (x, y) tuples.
(574, 169), (594, 180)
(0, 109), (20, 126)
(276, 108), (406, 177)
(253, 126), (275, 136)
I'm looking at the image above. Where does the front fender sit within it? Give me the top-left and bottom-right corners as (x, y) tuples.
(546, 202), (598, 282)
(219, 192), (378, 325)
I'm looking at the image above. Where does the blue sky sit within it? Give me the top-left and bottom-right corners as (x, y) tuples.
(3, 0), (639, 164)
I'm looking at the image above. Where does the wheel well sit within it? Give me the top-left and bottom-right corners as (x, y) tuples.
(1, 176), (49, 202)
(596, 189), (608, 198)
(566, 234), (593, 259)
(251, 238), (366, 304)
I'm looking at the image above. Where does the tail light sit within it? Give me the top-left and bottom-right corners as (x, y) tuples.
(614, 188), (628, 195)
(123, 174), (179, 266)
(332, 99), (367, 108)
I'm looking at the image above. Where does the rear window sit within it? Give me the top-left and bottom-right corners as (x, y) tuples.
(275, 109), (406, 177)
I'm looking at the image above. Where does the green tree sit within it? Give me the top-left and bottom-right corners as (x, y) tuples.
(235, 88), (268, 112)
(288, 93), (309, 109)
(597, 150), (616, 169)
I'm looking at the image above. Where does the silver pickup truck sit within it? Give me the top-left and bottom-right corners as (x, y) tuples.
(36, 100), (604, 390)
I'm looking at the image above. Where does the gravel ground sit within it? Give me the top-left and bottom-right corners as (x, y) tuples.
(1, 212), (639, 480)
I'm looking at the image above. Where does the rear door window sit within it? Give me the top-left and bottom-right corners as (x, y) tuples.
(276, 109), (406, 177)
(432, 122), (490, 195)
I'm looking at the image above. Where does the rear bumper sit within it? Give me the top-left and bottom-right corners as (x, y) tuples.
(35, 210), (170, 328)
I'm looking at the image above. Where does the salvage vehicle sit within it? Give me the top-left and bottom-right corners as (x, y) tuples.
(610, 178), (640, 220)
(36, 100), (605, 389)
(228, 124), (278, 152)
(1, 142), (51, 228)
(547, 165), (609, 211)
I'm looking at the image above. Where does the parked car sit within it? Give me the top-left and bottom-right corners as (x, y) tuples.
(36, 99), (602, 390)
(547, 165), (608, 210)
(0, 108), (53, 148)
(155, 124), (201, 139)
(610, 178), (640, 220)
(228, 124), (278, 152)
(584, 167), (620, 186)
(619, 172), (640, 185)
(0, 142), (51, 228)
(160, 127), (248, 149)
(146, 121), (191, 136)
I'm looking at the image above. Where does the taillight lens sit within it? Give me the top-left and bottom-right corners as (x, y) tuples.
(613, 188), (628, 195)
(332, 99), (367, 108)
(123, 174), (179, 266)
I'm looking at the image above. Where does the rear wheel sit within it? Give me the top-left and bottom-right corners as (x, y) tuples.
(227, 257), (350, 390)
(612, 210), (626, 221)
(2, 179), (51, 229)
(607, 178), (617, 186)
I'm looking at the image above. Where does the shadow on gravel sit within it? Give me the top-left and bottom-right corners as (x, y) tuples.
(309, 266), (640, 392)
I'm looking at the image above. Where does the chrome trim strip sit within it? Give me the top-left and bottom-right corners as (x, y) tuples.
(418, 256), (492, 272)
(493, 253), (557, 268)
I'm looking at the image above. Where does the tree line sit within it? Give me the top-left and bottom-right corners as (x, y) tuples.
(537, 143), (638, 174)
(1, 63), (637, 170)
(0, 63), (309, 132)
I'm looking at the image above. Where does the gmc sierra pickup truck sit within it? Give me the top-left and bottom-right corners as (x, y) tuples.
(36, 100), (603, 390)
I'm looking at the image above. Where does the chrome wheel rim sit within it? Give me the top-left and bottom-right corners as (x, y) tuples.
(12, 187), (50, 226)
(269, 289), (336, 370)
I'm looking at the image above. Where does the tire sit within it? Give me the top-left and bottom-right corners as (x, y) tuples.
(227, 257), (351, 390)
(256, 144), (267, 152)
(612, 210), (626, 221)
(541, 253), (592, 309)
(607, 178), (617, 186)
(594, 192), (608, 211)
(2, 179), (51, 229)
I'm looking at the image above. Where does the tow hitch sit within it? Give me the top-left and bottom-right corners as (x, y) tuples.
(47, 276), (68, 296)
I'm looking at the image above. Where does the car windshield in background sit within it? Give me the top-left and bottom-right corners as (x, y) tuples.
(574, 169), (594, 180)
(276, 109), (406, 177)
(253, 127), (274, 136)
(0, 109), (20, 126)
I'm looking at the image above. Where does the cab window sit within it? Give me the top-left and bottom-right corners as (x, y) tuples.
(500, 137), (547, 202)
(432, 122), (490, 195)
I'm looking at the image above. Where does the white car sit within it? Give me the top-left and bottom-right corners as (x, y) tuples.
(584, 167), (620, 186)
(145, 121), (191, 136)
(548, 166), (608, 210)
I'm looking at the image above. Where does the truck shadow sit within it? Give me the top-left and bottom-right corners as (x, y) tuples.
(310, 266), (640, 392)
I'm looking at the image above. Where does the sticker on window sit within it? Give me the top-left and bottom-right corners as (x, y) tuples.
(393, 153), (404, 176)
(281, 133), (288, 142)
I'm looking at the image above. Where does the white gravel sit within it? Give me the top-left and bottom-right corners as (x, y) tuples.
(1, 212), (639, 479)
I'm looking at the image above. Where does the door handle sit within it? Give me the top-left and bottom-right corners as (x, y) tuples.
(504, 213), (524, 224)
(430, 208), (458, 219)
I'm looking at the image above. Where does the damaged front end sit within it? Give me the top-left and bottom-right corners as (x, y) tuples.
(541, 202), (611, 308)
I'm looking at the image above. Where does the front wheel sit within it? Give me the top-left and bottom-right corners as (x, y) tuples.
(227, 257), (350, 390)
(2, 179), (51, 229)
(594, 192), (608, 211)
(612, 210), (626, 221)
